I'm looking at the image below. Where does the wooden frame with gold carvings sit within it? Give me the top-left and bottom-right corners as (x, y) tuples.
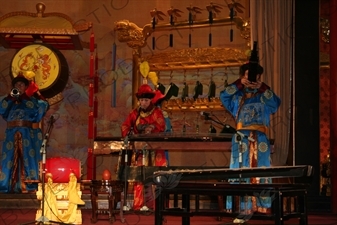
(115, 15), (251, 110)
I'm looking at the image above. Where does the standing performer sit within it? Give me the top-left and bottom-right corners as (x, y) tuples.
(121, 84), (166, 210)
(219, 63), (281, 214)
(0, 72), (49, 193)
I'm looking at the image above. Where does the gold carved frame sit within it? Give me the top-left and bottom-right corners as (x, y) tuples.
(115, 14), (251, 109)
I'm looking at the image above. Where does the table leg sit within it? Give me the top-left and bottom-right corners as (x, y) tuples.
(298, 193), (308, 225)
(108, 190), (115, 223)
(155, 186), (163, 225)
(274, 191), (284, 225)
(182, 194), (190, 225)
(90, 187), (98, 223)
(120, 191), (125, 223)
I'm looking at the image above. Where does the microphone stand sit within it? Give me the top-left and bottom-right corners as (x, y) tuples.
(227, 126), (255, 217)
(122, 133), (131, 211)
(21, 116), (66, 225)
(122, 120), (138, 211)
(202, 115), (258, 221)
(140, 144), (150, 212)
(203, 114), (225, 128)
(122, 108), (141, 211)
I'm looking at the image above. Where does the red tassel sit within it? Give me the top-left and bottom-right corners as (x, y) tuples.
(90, 32), (95, 52)
(94, 75), (98, 93)
(90, 54), (94, 78)
(95, 52), (98, 71)
(89, 83), (94, 107)
(93, 97), (98, 118)
(88, 111), (94, 139)
(94, 122), (97, 138)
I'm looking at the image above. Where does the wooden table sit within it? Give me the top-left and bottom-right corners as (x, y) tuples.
(155, 182), (309, 225)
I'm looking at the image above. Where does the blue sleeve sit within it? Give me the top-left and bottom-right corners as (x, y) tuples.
(219, 84), (241, 117)
(35, 99), (49, 122)
(261, 89), (281, 114)
(0, 98), (15, 120)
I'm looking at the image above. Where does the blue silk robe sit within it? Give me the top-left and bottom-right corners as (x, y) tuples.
(220, 81), (281, 211)
(0, 95), (49, 193)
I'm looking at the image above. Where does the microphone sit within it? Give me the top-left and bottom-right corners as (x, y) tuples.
(224, 124), (237, 133)
(237, 131), (255, 142)
(40, 133), (49, 153)
(200, 112), (211, 117)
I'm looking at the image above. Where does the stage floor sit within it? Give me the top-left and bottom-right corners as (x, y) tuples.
(0, 209), (336, 225)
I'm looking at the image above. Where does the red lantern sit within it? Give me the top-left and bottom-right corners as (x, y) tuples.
(102, 169), (111, 180)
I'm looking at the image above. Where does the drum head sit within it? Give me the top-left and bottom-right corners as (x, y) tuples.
(45, 157), (81, 183)
(10, 43), (69, 98)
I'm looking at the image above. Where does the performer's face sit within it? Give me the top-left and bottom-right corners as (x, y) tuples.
(139, 98), (151, 110)
(14, 81), (28, 95)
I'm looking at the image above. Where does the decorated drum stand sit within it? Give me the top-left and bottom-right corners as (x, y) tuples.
(35, 157), (84, 224)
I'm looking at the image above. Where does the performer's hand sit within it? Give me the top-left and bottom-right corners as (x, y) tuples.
(241, 77), (251, 87)
(248, 80), (262, 90)
(5, 94), (17, 101)
(25, 81), (39, 97)
(144, 125), (154, 134)
(241, 78), (261, 90)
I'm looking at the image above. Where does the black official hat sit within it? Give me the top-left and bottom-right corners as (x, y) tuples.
(240, 63), (264, 76)
(12, 72), (29, 87)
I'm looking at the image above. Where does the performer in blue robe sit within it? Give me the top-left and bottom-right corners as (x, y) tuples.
(219, 63), (281, 214)
(0, 74), (49, 193)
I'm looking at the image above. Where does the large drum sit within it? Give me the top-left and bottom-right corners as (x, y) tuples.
(45, 157), (81, 183)
(10, 43), (69, 99)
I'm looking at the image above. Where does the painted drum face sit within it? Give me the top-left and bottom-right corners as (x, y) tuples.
(11, 44), (69, 98)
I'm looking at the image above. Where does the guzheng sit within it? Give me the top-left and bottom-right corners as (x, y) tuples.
(94, 132), (233, 154)
(129, 132), (232, 150)
(118, 165), (313, 183)
(94, 134), (312, 185)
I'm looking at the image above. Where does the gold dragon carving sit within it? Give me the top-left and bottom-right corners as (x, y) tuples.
(114, 20), (148, 49)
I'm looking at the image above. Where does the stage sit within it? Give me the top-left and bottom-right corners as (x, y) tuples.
(0, 168), (333, 225)
(0, 208), (336, 225)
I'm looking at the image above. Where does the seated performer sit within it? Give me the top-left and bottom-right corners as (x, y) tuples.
(0, 72), (49, 193)
(219, 63), (281, 215)
(121, 84), (167, 210)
